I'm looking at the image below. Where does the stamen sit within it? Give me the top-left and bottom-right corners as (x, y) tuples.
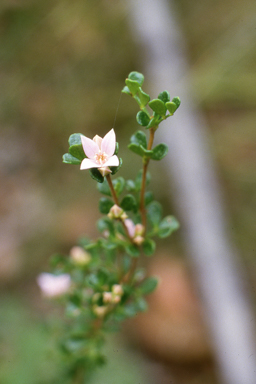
(94, 151), (108, 165)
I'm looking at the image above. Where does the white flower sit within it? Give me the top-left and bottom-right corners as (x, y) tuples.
(37, 273), (71, 298)
(80, 129), (119, 176)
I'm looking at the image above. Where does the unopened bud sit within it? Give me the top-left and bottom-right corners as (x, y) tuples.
(98, 166), (112, 177)
(108, 204), (124, 219)
(102, 291), (113, 304)
(133, 235), (144, 246)
(70, 246), (91, 266)
(93, 305), (108, 318)
(120, 212), (128, 220)
(134, 224), (145, 236)
(112, 295), (121, 304)
(112, 284), (123, 296)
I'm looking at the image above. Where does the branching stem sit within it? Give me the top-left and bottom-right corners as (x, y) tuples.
(140, 128), (155, 228)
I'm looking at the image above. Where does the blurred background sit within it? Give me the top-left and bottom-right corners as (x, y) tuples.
(0, 0), (256, 383)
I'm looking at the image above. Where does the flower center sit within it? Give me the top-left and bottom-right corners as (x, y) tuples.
(94, 150), (108, 165)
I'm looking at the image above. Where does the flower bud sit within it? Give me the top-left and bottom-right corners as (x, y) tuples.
(108, 204), (124, 219)
(133, 235), (144, 246)
(112, 284), (123, 296)
(112, 295), (121, 304)
(93, 305), (108, 318)
(70, 246), (91, 266)
(102, 291), (113, 304)
(98, 166), (112, 177)
(134, 224), (145, 236)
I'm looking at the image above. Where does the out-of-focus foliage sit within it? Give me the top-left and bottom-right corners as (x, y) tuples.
(0, 0), (256, 383)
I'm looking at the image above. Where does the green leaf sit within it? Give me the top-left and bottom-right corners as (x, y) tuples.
(120, 194), (137, 212)
(151, 143), (168, 160)
(136, 111), (150, 126)
(135, 169), (151, 190)
(122, 303), (138, 318)
(142, 238), (156, 256)
(69, 144), (85, 161)
(146, 115), (160, 129)
(125, 79), (140, 96)
(121, 85), (131, 95)
(148, 99), (166, 116)
(128, 143), (144, 157)
(158, 90), (170, 103)
(113, 177), (125, 196)
(166, 101), (177, 114)
(97, 217), (115, 236)
(128, 143), (153, 159)
(63, 153), (81, 165)
(139, 276), (158, 294)
(130, 130), (147, 148)
(135, 297), (148, 312)
(137, 88), (150, 107)
(110, 157), (122, 175)
(89, 168), (104, 183)
(126, 180), (136, 192)
(99, 198), (114, 214)
(172, 96), (181, 108)
(97, 179), (111, 196)
(145, 191), (154, 205)
(128, 71), (144, 86)
(147, 201), (162, 226)
(125, 244), (140, 257)
(158, 215), (180, 238)
(114, 142), (119, 155)
(68, 133), (83, 147)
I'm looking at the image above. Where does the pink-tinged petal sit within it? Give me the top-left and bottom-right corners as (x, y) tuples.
(81, 135), (99, 159)
(124, 219), (135, 237)
(98, 167), (112, 176)
(37, 273), (71, 298)
(104, 155), (119, 167)
(101, 129), (116, 157)
(80, 158), (99, 170)
(93, 135), (102, 149)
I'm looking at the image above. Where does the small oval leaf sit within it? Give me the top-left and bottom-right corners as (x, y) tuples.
(148, 99), (166, 116)
(166, 101), (177, 114)
(151, 143), (168, 161)
(128, 71), (144, 86)
(120, 194), (137, 212)
(110, 157), (122, 175)
(142, 238), (156, 256)
(158, 215), (180, 238)
(89, 168), (104, 183)
(172, 96), (181, 108)
(158, 90), (170, 103)
(136, 111), (150, 126)
(63, 153), (81, 165)
(68, 133), (83, 147)
(125, 79), (140, 96)
(130, 130), (147, 148)
(99, 198), (114, 214)
(137, 88), (150, 107)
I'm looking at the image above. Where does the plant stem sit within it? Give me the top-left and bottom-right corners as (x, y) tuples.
(140, 128), (155, 228)
(106, 174), (119, 205)
(106, 174), (132, 241)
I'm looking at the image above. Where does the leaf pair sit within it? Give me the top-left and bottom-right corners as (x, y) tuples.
(122, 72), (151, 109)
(128, 130), (168, 161)
(147, 201), (180, 238)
